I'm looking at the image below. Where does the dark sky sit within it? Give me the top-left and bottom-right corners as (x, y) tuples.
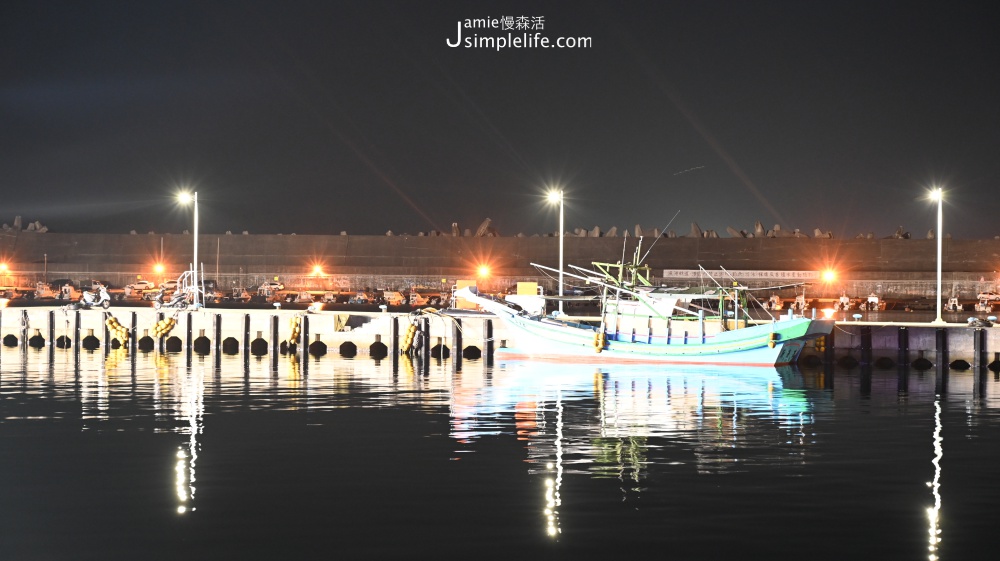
(4, 1), (999, 238)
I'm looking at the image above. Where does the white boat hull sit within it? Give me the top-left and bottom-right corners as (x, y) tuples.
(455, 287), (831, 367)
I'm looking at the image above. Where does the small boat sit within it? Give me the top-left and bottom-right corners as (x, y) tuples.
(454, 250), (832, 367)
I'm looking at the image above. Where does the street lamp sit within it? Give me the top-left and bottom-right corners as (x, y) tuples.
(547, 189), (564, 315)
(178, 191), (200, 308)
(929, 187), (945, 324)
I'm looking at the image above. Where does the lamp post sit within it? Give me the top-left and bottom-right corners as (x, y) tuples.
(930, 187), (945, 324)
(179, 191), (200, 308)
(547, 189), (564, 314)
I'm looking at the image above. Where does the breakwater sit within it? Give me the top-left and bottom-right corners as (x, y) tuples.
(2, 233), (1000, 296)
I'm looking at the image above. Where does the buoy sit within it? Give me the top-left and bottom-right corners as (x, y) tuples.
(593, 331), (606, 353)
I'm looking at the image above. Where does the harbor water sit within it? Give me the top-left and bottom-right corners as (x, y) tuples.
(2, 347), (999, 559)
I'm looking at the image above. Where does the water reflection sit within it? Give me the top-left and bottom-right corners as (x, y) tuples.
(453, 363), (815, 475)
(543, 392), (563, 537)
(927, 396), (943, 560)
(5, 345), (1000, 557)
(172, 365), (204, 514)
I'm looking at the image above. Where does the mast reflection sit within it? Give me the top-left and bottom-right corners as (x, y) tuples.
(446, 364), (816, 536)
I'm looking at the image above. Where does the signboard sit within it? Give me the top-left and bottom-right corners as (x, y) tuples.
(662, 270), (820, 280)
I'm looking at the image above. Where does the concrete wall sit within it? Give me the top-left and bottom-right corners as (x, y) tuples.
(3, 231), (1000, 297)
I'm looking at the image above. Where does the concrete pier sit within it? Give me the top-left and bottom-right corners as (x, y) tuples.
(3, 305), (999, 372)
(0, 306), (502, 364)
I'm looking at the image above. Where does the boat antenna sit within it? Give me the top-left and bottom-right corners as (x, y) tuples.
(638, 210), (681, 264)
(717, 265), (776, 321)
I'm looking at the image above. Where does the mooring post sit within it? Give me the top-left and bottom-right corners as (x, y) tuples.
(935, 327), (949, 369)
(20, 310), (29, 349)
(300, 315), (309, 375)
(897, 328), (909, 393)
(485, 319), (494, 366)
(243, 314), (250, 364)
(824, 324), (836, 363)
(935, 327), (949, 394)
(860, 325), (872, 366)
(974, 327), (986, 371)
(156, 312), (164, 353)
(214, 313), (222, 371)
(391, 316), (400, 373)
(271, 315), (279, 367)
(452, 317), (462, 371)
(104, 311), (111, 356)
(74, 310), (81, 352)
(214, 314), (222, 355)
(185, 312), (193, 364)
(73, 310), (81, 364)
(48, 310), (55, 361)
(897, 326), (909, 368)
(130, 311), (138, 356)
(422, 317), (431, 374)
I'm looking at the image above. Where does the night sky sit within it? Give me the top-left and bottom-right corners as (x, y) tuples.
(4, 1), (999, 238)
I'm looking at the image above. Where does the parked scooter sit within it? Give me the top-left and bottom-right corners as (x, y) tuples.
(74, 286), (112, 310)
(153, 287), (189, 310)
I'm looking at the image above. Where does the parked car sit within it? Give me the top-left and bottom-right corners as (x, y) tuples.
(260, 281), (284, 291)
(160, 280), (179, 290)
(126, 280), (155, 291)
(977, 291), (1000, 301)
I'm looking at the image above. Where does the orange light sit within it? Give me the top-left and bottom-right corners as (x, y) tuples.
(477, 265), (490, 277)
(822, 269), (836, 283)
(154, 263), (165, 274)
(312, 265), (323, 275)
(0, 263), (7, 272)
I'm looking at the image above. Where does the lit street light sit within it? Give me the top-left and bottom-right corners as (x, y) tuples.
(547, 189), (564, 315)
(178, 191), (200, 308)
(929, 187), (945, 325)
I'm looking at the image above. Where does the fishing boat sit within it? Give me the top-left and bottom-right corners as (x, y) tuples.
(453, 247), (832, 367)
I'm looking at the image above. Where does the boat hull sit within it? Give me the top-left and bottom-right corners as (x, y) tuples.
(456, 288), (831, 367)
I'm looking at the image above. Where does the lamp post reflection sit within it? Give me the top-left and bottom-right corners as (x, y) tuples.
(927, 396), (943, 560)
(543, 391), (564, 537)
(169, 366), (205, 514)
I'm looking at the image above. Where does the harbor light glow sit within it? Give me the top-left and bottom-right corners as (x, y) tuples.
(477, 265), (490, 277)
(822, 269), (836, 283)
(154, 263), (165, 274)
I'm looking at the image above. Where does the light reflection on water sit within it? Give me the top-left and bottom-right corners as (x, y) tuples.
(2, 346), (1000, 558)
